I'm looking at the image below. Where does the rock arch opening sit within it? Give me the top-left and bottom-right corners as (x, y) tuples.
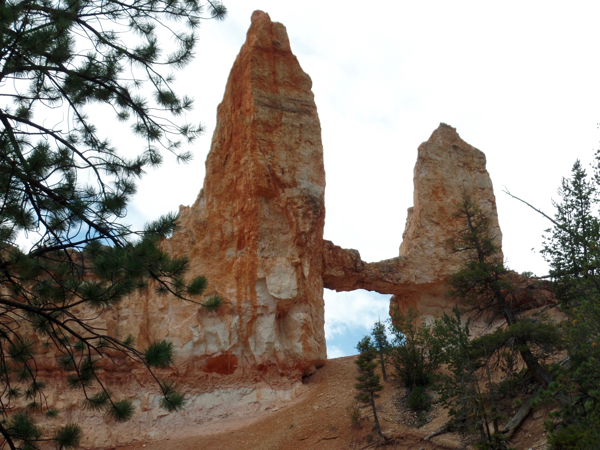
(324, 289), (392, 358)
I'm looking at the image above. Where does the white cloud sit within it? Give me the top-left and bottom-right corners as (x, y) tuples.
(323, 289), (393, 357)
(326, 345), (346, 359)
(324, 289), (391, 339)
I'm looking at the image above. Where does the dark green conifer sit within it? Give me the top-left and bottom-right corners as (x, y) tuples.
(354, 336), (384, 438)
(388, 307), (443, 390)
(0, 0), (226, 446)
(449, 194), (553, 387)
(531, 159), (600, 449)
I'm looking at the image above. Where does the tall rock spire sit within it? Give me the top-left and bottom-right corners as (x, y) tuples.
(164, 10), (327, 379)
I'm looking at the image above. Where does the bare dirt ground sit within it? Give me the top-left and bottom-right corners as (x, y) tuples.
(117, 355), (548, 450)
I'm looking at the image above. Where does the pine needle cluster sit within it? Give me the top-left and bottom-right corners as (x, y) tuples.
(354, 336), (384, 438)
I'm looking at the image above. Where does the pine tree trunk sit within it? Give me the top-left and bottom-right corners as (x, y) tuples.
(370, 394), (384, 438)
(518, 345), (552, 387)
(379, 352), (387, 382)
(499, 294), (552, 387)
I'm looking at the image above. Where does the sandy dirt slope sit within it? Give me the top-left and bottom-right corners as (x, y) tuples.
(116, 355), (549, 450)
(116, 356), (459, 450)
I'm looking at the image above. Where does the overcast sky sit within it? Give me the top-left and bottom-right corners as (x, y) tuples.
(120, 1), (600, 357)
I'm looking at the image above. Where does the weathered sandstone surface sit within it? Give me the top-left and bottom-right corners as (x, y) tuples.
(323, 124), (507, 318)
(392, 123), (503, 317)
(399, 124), (503, 282)
(322, 240), (408, 294)
(323, 124), (554, 319)
(163, 8), (326, 380)
(126, 9), (327, 382)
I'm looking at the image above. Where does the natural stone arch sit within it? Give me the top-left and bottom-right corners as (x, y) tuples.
(112, 11), (552, 390)
(115, 11), (507, 386)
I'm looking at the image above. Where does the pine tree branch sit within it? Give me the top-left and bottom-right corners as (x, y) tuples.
(503, 188), (562, 229)
(0, 421), (18, 450)
(424, 424), (450, 440)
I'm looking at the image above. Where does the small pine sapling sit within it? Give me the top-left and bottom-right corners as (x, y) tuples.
(346, 402), (362, 428)
(355, 336), (385, 438)
(432, 308), (489, 437)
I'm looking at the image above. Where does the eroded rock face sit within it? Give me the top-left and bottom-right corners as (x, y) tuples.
(156, 10), (326, 379)
(390, 123), (503, 317)
(399, 123), (502, 282)
(53, 11), (327, 447)
(322, 124), (554, 320)
(322, 240), (408, 294)
(322, 124), (505, 318)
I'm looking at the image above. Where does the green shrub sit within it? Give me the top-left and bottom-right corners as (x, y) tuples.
(389, 308), (443, 389)
(408, 386), (431, 413)
(547, 424), (590, 450)
(345, 402), (362, 428)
